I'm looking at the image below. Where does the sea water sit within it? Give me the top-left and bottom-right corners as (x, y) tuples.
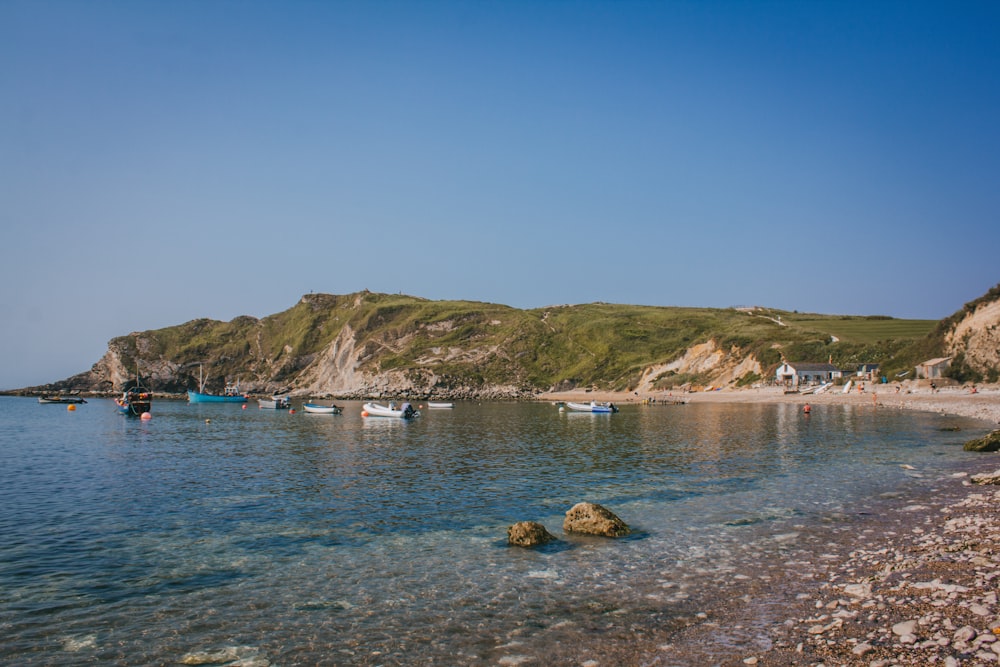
(0, 396), (990, 665)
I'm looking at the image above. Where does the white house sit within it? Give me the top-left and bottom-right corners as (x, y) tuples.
(775, 362), (840, 387)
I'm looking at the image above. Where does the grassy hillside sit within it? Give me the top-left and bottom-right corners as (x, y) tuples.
(84, 292), (943, 396)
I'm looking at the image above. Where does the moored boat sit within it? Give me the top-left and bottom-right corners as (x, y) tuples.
(302, 402), (343, 414)
(187, 363), (247, 403)
(38, 395), (87, 404)
(187, 388), (248, 403)
(427, 402), (454, 409)
(258, 395), (291, 409)
(362, 402), (419, 418)
(116, 386), (151, 417)
(565, 400), (618, 413)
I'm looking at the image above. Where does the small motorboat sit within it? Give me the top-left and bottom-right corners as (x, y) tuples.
(302, 402), (343, 414)
(362, 401), (419, 418)
(38, 395), (87, 404)
(565, 401), (618, 413)
(258, 395), (291, 409)
(426, 402), (454, 409)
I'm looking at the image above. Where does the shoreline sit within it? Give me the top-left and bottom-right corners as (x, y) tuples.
(537, 385), (1000, 665)
(538, 382), (1000, 425)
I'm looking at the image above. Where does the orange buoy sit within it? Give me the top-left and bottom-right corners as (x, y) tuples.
(803, 403), (811, 414)
(140, 412), (152, 420)
(242, 404), (247, 410)
(361, 411), (369, 417)
(289, 409), (296, 414)
(67, 404), (76, 411)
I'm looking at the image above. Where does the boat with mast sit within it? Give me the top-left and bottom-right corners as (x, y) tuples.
(187, 364), (247, 403)
(116, 366), (151, 416)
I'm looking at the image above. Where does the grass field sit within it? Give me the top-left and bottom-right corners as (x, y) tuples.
(782, 316), (936, 344)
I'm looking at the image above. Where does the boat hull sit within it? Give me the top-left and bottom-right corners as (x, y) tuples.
(565, 401), (618, 413)
(188, 391), (247, 403)
(258, 397), (291, 409)
(302, 403), (342, 414)
(362, 402), (419, 418)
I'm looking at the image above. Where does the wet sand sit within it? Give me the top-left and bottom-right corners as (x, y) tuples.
(536, 384), (1000, 665)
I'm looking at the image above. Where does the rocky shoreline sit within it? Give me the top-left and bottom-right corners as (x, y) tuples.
(536, 384), (1000, 666)
(632, 461), (1000, 667)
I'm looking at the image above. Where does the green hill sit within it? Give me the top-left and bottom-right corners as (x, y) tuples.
(29, 291), (949, 398)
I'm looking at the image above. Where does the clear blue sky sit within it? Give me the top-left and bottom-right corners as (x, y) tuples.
(2, 1), (998, 389)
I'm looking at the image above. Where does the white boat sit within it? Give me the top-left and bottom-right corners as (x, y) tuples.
(565, 401), (618, 413)
(363, 401), (419, 418)
(842, 380), (854, 394)
(258, 395), (291, 409)
(427, 402), (454, 409)
(302, 402), (343, 414)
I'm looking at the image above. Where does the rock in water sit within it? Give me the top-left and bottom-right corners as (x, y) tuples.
(507, 521), (557, 547)
(563, 502), (630, 537)
(971, 469), (1000, 485)
(963, 430), (1000, 452)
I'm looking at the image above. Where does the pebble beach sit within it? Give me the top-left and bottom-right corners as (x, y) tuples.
(538, 384), (1000, 666)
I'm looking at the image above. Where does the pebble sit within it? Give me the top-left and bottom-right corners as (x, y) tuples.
(747, 475), (1000, 665)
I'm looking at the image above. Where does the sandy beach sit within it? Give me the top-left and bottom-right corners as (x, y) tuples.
(539, 382), (1000, 425)
(538, 383), (1000, 665)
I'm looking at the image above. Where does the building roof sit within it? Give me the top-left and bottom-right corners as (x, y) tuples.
(786, 362), (840, 372)
(919, 357), (952, 366)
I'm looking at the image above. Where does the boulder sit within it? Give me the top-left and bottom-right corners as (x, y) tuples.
(971, 469), (1000, 485)
(507, 521), (557, 547)
(963, 430), (1000, 452)
(563, 502), (630, 537)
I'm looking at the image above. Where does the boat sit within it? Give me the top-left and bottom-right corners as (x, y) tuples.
(38, 395), (87, 404)
(427, 402), (454, 409)
(187, 364), (247, 403)
(258, 395), (291, 409)
(115, 385), (151, 417)
(188, 386), (247, 403)
(565, 401), (618, 413)
(362, 401), (419, 418)
(302, 402), (343, 414)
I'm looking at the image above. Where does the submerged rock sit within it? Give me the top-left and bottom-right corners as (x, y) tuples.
(507, 521), (557, 547)
(971, 469), (1000, 485)
(563, 502), (630, 537)
(963, 429), (1000, 452)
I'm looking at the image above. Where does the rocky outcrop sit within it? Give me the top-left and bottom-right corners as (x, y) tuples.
(947, 295), (1000, 378)
(963, 430), (1000, 452)
(563, 502), (630, 537)
(635, 340), (762, 393)
(507, 521), (558, 547)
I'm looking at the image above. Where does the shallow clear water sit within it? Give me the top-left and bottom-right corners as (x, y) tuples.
(0, 396), (988, 665)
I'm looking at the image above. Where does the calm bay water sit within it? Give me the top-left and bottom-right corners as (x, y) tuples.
(0, 396), (989, 665)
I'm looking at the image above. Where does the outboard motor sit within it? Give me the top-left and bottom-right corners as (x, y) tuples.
(401, 402), (415, 418)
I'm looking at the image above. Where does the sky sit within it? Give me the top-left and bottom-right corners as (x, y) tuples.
(2, 1), (999, 390)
